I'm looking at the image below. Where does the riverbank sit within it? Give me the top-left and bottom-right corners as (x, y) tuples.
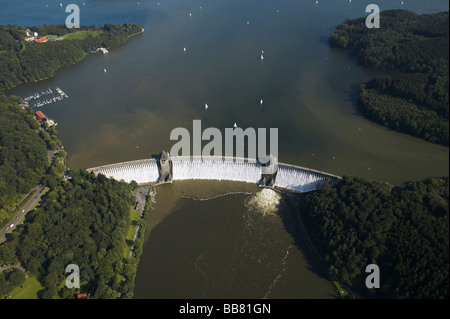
(127, 29), (144, 39)
(90, 28), (144, 54)
(329, 10), (449, 146)
(118, 185), (154, 299)
(0, 23), (143, 92)
(284, 193), (351, 299)
(295, 176), (449, 299)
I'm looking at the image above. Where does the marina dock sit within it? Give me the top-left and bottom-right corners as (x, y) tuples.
(22, 86), (68, 107)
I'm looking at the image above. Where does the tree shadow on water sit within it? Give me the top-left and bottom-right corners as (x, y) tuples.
(342, 83), (366, 118)
(275, 193), (332, 284)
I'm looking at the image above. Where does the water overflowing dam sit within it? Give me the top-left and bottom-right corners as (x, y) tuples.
(87, 156), (341, 193)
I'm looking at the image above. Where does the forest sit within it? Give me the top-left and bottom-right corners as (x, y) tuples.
(0, 23), (142, 91)
(0, 22), (146, 297)
(0, 29), (146, 296)
(299, 176), (449, 299)
(0, 268), (25, 297)
(0, 94), (48, 228)
(329, 10), (449, 145)
(0, 23), (143, 227)
(0, 169), (137, 299)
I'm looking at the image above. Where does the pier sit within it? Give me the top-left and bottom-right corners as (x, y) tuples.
(22, 86), (68, 107)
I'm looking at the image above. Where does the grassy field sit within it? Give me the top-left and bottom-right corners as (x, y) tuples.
(123, 206), (140, 259)
(333, 281), (350, 299)
(62, 30), (102, 40)
(44, 34), (57, 39)
(7, 276), (43, 299)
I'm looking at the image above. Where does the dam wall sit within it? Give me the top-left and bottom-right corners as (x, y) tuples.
(87, 156), (341, 193)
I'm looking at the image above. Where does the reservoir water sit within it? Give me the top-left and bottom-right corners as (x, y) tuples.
(133, 181), (337, 298)
(3, 0), (449, 298)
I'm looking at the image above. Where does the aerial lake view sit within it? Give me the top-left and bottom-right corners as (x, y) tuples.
(0, 0), (448, 303)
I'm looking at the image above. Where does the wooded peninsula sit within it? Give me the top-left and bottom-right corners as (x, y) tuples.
(0, 23), (143, 91)
(329, 10), (449, 146)
(298, 176), (449, 299)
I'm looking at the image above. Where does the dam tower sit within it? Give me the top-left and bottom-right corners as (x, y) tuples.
(157, 150), (173, 183)
(258, 154), (278, 188)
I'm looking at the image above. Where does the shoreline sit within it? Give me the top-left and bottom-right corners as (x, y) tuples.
(118, 185), (153, 299)
(0, 24), (143, 94)
(127, 29), (144, 39)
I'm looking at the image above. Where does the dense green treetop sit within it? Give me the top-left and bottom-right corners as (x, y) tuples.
(0, 23), (143, 91)
(329, 10), (448, 73)
(329, 10), (449, 145)
(0, 169), (136, 299)
(0, 268), (25, 297)
(0, 94), (48, 227)
(300, 176), (449, 298)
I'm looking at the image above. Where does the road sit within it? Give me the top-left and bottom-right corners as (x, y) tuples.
(117, 185), (152, 298)
(0, 185), (47, 241)
(0, 264), (26, 274)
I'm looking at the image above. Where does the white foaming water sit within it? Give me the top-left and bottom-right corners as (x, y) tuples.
(88, 157), (339, 192)
(247, 188), (282, 216)
(95, 160), (159, 184)
(149, 187), (157, 207)
(172, 158), (261, 183)
(275, 166), (333, 192)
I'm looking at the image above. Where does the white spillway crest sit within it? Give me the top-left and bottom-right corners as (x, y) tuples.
(88, 157), (338, 193)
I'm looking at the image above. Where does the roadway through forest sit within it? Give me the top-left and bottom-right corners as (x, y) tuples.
(0, 185), (47, 242)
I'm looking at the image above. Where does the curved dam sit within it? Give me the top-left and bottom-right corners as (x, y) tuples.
(86, 156), (341, 193)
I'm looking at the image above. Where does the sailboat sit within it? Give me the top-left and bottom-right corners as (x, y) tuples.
(204, 103), (208, 110)
(104, 68), (107, 73)
(233, 123), (237, 128)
